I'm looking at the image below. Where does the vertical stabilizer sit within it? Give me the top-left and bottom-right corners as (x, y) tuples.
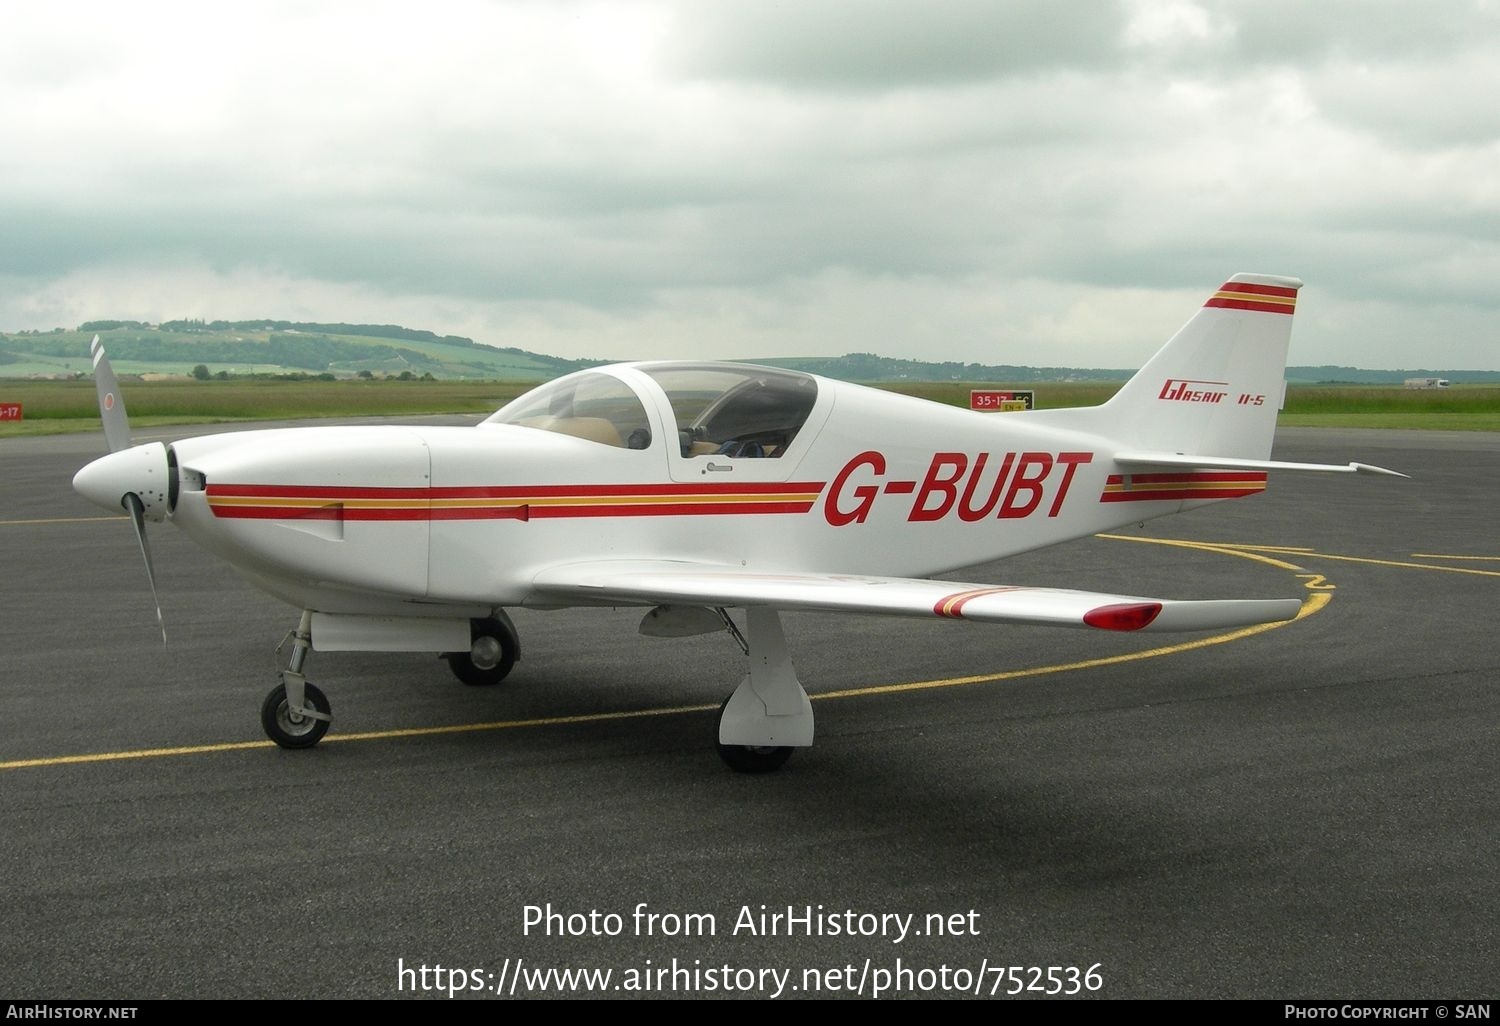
(1097, 274), (1301, 460)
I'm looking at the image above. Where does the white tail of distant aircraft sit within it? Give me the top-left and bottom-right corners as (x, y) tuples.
(74, 274), (1403, 771)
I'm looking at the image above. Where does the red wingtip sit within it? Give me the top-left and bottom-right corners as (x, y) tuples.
(1083, 602), (1162, 631)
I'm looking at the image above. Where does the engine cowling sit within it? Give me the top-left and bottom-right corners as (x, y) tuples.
(166, 427), (435, 600)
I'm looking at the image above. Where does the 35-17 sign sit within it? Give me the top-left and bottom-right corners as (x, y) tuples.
(0, 403), (22, 421)
(970, 390), (1033, 412)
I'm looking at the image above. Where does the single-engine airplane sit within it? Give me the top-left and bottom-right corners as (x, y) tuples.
(74, 274), (1402, 771)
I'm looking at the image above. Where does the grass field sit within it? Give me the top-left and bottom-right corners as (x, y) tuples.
(3, 378), (1498, 439)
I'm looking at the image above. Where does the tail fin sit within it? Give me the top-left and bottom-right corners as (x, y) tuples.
(1097, 274), (1301, 460)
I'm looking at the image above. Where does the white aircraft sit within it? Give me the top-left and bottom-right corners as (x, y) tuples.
(74, 274), (1401, 771)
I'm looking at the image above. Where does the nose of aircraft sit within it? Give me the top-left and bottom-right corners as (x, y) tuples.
(73, 442), (173, 521)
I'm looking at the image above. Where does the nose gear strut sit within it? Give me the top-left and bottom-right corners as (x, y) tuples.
(261, 610), (332, 749)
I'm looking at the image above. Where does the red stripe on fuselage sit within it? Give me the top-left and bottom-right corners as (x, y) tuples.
(212, 503), (819, 521)
(205, 481), (825, 521)
(205, 481), (825, 499)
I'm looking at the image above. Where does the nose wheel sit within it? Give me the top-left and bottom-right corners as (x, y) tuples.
(261, 681), (331, 749)
(261, 609), (333, 749)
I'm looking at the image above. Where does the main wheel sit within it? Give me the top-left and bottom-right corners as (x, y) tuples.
(261, 681), (331, 749)
(446, 616), (518, 687)
(715, 697), (794, 774)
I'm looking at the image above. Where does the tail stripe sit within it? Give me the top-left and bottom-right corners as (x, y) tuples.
(1205, 281), (1297, 315)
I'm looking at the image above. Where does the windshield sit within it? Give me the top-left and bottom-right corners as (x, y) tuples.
(484, 372), (653, 449)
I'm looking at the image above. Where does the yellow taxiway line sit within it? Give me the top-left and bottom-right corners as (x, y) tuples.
(0, 535), (1335, 774)
(1225, 545), (1500, 578)
(0, 515), (126, 526)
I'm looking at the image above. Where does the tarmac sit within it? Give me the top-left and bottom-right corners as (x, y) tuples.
(1, 423), (1495, 999)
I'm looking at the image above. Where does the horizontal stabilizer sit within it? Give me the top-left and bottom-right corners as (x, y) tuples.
(1115, 451), (1408, 478)
(530, 560), (1304, 633)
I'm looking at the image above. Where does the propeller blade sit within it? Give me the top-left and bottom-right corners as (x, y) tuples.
(123, 492), (167, 646)
(90, 335), (132, 453)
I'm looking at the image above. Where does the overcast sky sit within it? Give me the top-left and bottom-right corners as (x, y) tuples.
(2, 0), (1497, 370)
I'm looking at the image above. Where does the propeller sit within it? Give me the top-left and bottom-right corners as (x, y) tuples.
(125, 492), (167, 645)
(76, 336), (171, 644)
(90, 334), (132, 454)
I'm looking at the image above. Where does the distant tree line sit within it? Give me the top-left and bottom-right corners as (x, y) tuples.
(758, 352), (1133, 382)
(758, 354), (1500, 385)
(1288, 365), (1500, 384)
(79, 320), (153, 331)
(27, 331), (1495, 385)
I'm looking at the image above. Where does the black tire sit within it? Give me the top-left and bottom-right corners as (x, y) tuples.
(261, 681), (331, 749)
(446, 616), (518, 687)
(715, 697), (794, 774)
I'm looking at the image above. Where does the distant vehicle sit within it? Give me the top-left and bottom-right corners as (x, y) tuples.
(1404, 377), (1450, 389)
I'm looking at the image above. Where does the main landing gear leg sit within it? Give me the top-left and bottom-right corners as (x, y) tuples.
(261, 609), (332, 749)
(716, 608), (813, 774)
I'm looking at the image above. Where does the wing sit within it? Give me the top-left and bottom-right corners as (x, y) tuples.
(529, 560), (1303, 633)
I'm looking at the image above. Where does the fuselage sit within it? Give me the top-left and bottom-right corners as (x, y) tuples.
(139, 363), (1264, 617)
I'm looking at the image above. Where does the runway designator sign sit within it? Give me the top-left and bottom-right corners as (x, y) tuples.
(970, 390), (1033, 412)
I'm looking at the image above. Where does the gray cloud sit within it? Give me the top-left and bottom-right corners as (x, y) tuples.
(666, 0), (1126, 89)
(0, 0), (1496, 369)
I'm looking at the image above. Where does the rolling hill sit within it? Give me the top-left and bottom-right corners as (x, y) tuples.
(0, 321), (601, 381)
(3, 322), (1496, 385)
